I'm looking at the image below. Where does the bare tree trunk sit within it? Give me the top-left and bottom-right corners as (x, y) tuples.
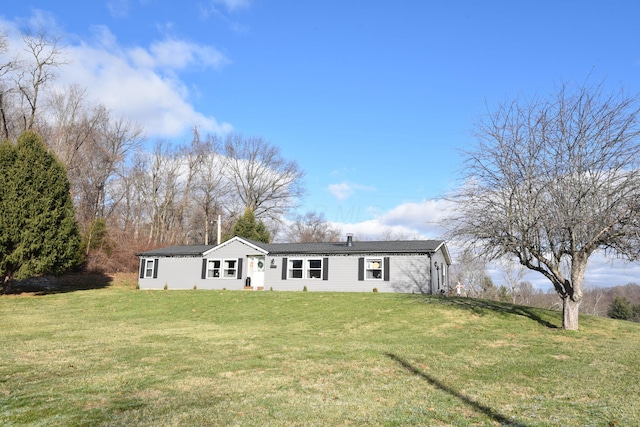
(563, 297), (580, 330)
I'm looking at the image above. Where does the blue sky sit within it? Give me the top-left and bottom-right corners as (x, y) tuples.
(3, 1), (640, 288)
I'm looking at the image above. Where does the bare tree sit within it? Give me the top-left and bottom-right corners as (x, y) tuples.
(449, 79), (640, 330)
(73, 110), (145, 231)
(146, 140), (192, 245)
(223, 134), (305, 222)
(15, 29), (66, 132)
(499, 258), (528, 304)
(46, 84), (104, 171)
(191, 133), (229, 245)
(0, 31), (18, 140)
(110, 149), (150, 241)
(285, 211), (341, 243)
(517, 281), (535, 306)
(449, 248), (489, 298)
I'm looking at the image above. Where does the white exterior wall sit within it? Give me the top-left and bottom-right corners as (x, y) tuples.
(138, 241), (450, 294)
(138, 256), (248, 290)
(263, 253), (446, 293)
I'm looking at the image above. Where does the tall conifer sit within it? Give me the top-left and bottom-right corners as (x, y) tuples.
(0, 131), (80, 288)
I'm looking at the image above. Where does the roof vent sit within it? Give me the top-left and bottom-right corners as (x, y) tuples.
(346, 233), (353, 247)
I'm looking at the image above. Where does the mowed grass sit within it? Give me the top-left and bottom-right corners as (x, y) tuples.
(1, 283), (639, 426)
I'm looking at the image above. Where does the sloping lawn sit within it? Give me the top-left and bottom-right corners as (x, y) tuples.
(1, 284), (638, 426)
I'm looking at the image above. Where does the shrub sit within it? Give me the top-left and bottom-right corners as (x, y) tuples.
(607, 296), (633, 320)
(163, 284), (168, 291)
(303, 285), (307, 292)
(373, 287), (378, 293)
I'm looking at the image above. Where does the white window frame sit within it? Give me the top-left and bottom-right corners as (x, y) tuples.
(144, 259), (155, 278)
(205, 259), (237, 279)
(365, 257), (383, 280)
(288, 258), (304, 279)
(207, 259), (221, 278)
(223, 259), (237, 278)
(306, 258), (323, 279)
(288, 258), (323, 279)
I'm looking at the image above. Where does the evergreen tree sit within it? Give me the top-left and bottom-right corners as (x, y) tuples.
(229, 208), (271, 243)
(0, 140), (19, 283)
(0, 131), (80, 289)
(607, 296), (633, 320)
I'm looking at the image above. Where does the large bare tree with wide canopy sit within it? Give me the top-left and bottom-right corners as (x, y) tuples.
(450, 80), (640, 330)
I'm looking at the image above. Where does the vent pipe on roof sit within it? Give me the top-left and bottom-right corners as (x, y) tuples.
(346, 233), (353, 247)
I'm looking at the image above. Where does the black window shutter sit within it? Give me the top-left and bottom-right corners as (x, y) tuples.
(323, 257), (329, 280)
(139, 259), (146, 279)
(201, 259), (207, 279)
(153, 258), (159, 278)
(282, 257), (288, 280)
(358, 257), (364, 281)
(383, 257), (390, 281)
(237, 258), (243, 279)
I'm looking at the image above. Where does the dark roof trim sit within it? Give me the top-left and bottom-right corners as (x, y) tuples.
(137, 237), (451, 264)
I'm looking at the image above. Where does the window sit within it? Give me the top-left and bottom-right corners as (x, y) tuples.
(288, 258), (323, 279)
(289, 259), (303, 278)
(207, 260), (221, 278)
(203, 258), (241, 279)
(365, 258), (383, 280)
(307, 259), (322, 279)
(145, 259), (155, 278)
(223, 259), (237, 278)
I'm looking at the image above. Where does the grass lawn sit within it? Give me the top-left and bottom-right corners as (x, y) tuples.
(1, 276), (639, 426)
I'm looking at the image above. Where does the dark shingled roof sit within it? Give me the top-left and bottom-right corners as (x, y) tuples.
(137, 245), (215, 257)
(251, 239), (445, 255)
(137, 239), (446, 257)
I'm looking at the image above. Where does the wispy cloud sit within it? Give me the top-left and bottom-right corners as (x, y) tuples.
(198, 0), (251, 33)
(138, 37), (230, 71)
(209, 0), (252, 13)
(105, 0), (131, 18)
(327, 182), (376, 201)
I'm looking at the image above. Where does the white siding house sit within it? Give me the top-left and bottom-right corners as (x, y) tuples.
(137, 236), (451, 294)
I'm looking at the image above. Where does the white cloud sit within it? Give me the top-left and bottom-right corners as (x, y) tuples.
(0, 15), (232, 139)
(327, 182), (376, 201)
(328, 183), (354, 201)
(329, 199), (452, 240)
(380, 200), (452, 233)
(148, 38), (229, 71)
(54, 26), (233, 138)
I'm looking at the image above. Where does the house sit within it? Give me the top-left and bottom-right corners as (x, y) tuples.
(137, 235), (451, 294)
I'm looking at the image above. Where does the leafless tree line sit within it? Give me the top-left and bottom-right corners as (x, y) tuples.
(0, 29), (305, 271)
(448, 249), (640, 320)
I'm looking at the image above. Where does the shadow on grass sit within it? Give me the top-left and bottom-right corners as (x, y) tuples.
(403, 294), (560, 329)
(386, 352), (529, 427)
(2, 272), (113, 296)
